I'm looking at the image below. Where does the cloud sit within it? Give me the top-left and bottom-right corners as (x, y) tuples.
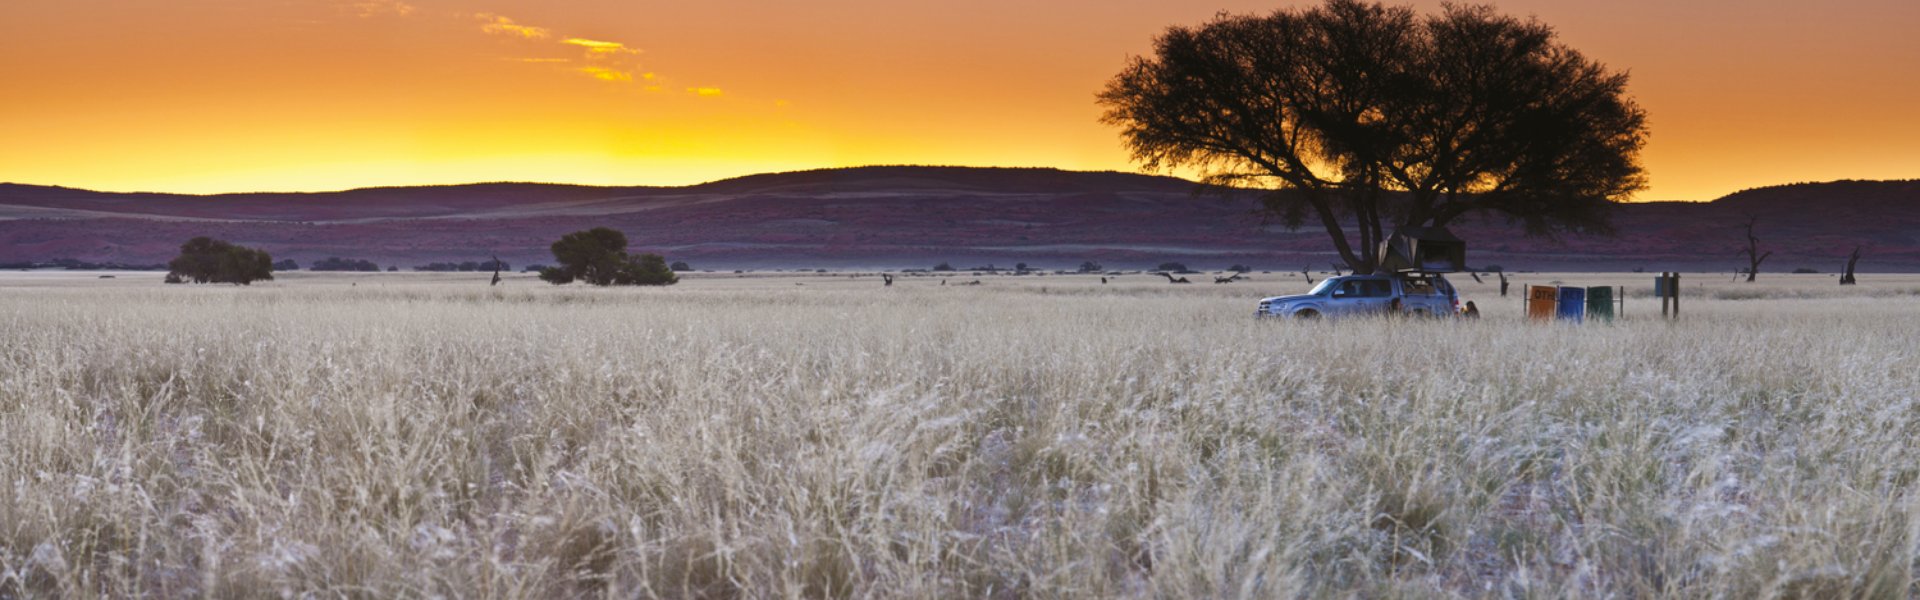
(348, 0), (416, 17)
(563, 38), (640, 55)
(476, 13), (551, 39)
(579, 67), (634, 82)
(688, 87), (724, 97)
(513, 58), (573, 64)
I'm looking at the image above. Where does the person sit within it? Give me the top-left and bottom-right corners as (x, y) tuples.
(1386, 296), (1403, 318)
(1461, 300), (1480, 319)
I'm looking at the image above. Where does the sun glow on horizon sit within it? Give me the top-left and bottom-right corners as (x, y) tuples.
(1, 0), (1914, 199)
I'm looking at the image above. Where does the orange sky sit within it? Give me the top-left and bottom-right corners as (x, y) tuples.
(2, 0), (1915, 200)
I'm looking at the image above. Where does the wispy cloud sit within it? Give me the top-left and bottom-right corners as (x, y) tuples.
(579, 67), (634, 82)
(348, 0), (416, 18)
(351, 4), (734, 93)
(476, 13), (550, 40)
(563, 38), (640, 56)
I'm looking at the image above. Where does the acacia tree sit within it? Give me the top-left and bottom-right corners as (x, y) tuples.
(1099, 0), (1649, 273)
(167, 237), (273, 285)
(538, 227), (677, 286)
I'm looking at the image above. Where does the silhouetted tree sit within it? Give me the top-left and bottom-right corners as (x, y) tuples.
(538, 227), (678, 286)
(1078, 261), (1103, 273)
(1841, 247), (1862, 285)
(311, 257), (380, 272)
(1157, 262), (1189, 272)
(671, 261), (691, 271)
(1100, 0), (1648, 273)
(1740, 216), (1771, 283)
(167, 237), (273, 285)
(272, 259), (300, 271)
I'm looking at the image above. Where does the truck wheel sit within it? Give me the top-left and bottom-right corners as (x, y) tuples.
(1294, 309), (1320, 320)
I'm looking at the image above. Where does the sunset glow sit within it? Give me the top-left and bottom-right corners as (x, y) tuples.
(2, 0), (1915, 199)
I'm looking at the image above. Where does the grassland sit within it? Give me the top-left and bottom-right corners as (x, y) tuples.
(3, 270), (1918, 598)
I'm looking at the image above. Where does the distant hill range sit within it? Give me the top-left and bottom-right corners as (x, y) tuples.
(3, 167), (1916, 272)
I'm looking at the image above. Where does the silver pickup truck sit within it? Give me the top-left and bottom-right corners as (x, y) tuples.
(1256, 274), (1459, 319)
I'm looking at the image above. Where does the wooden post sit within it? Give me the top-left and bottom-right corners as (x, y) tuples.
(1672, 273), (1680, 317)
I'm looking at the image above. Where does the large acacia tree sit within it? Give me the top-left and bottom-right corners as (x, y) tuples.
(1100, 0), (1648, 273)
(538, 227), (678, 286)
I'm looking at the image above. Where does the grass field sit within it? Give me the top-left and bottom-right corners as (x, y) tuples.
(3, 270), (1918, 597)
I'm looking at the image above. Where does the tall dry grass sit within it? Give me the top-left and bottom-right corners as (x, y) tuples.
(1, 273), (1916, 597)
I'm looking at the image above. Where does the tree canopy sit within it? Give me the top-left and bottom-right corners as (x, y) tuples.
(1099, 0), (1648, 273)
(167, 237), (274, 285)
(538, 227), (678, 286)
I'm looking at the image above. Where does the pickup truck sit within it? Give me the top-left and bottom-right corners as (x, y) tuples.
(1256, 274), (1459, 319)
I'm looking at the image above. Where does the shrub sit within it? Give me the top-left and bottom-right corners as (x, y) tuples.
(167, 237), (273, 285)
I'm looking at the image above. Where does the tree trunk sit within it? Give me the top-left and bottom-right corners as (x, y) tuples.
(1841, 247), (1861, 285)
(1742, 217), (1771, 283)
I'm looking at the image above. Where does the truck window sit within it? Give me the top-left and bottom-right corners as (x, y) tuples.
(1365, 280), (1392, 297)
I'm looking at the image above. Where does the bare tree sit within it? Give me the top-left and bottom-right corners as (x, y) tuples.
(882, 274), (894, 287)
(1160, 272), (1192, 284)
(1740, 217), (1772, 283)
(490, 255), (503, 286)
(1841, 246), (1862, 285)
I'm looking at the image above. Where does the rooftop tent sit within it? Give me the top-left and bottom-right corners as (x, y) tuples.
(1377, 226), (1466, 273)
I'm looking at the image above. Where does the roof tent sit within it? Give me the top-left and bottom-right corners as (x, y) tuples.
(1377, 226), (1466, 273)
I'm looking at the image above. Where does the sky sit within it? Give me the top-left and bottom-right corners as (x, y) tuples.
(2, 0), (1915, 200)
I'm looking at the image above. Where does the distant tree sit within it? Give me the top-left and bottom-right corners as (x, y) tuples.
(932, 262), (956, 272)
(1740, 217), (1771, 282)
(538, 227), (678, 286)
(671, 261), (691, 271)
(1078, 260), (1103, 273)
(272, 258), (300, 271)
(1157, 261), (1189, 273)
(1226, 264), (1251, 273)
(311, 257), (380, 272)
(1015, 262), (1030, 272)
(167, 237), (273, 285)
(1100, 0), (1648, 274)
(1841, 247), (1862, 285)
(387, 266), (398, 272)
(1792, 267), (1819, 274)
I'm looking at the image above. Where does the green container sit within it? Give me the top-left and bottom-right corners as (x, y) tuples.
(1586, 286), (1614, 322)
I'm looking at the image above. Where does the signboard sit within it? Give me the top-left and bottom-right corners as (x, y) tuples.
(1526, 285), (1558, 321)
(1557, 287), (1586, 322)
(1653, 277), (1669, 297)
(1586, 286), (1614, 322)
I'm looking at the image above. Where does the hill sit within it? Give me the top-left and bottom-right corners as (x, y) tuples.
(2, 168), (1916, 271)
